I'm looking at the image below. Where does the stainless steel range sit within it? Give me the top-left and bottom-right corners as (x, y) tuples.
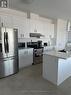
(27, 41), (43, 65)
(33, 48), (43, 65)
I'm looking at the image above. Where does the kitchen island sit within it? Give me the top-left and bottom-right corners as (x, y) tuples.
(43, 50), (71, 86)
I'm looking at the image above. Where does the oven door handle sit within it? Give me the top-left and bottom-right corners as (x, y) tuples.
(35, 54), (42, 57)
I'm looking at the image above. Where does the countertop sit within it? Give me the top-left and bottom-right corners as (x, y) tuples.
(43, 50), (71, 59)
(18, 47), (33, 50)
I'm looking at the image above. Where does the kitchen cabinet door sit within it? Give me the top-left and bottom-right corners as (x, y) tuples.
(41, 21), (50, 38)
(24, 18), (30, 38)
(27, 49), (33, 64)
(50, 24), (54, 38)
(30, 19), (40, 33)
(38, 20), (44, 35)
(13, 16), (27, 39)
(46, 23), (54, 38)
(30, 19), (36, 33)
(68, 31), (71, 42)
(41, 22), (54, 39)
(19, 49), (33, 69)
(13, 17), (21, 39)
(0, 14), (13, 28)
(19, 49), (28, 69)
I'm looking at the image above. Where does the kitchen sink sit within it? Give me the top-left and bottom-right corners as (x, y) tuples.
(58, 49), (66, 53)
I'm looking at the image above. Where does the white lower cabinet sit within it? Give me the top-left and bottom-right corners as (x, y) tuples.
(44, 46), (54, 52)
(19, 48), (33, 69)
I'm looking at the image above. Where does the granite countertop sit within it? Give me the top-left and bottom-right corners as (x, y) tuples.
(18, 47), (33, 50)
(43, 50), (71, 59)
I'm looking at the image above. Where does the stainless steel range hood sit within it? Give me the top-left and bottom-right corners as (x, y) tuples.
(29, 33), (44, 38)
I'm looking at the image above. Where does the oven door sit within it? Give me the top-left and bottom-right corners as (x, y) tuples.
(33, 48), (43, 64)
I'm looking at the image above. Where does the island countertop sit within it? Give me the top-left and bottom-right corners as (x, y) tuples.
(43, 50), (71, 59)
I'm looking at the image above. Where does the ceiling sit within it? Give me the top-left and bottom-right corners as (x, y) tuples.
(9, 0), (71, 20)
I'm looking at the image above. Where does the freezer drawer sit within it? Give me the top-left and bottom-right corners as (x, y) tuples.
(0, 57), (19, 78)
(9, 57), (19, 75)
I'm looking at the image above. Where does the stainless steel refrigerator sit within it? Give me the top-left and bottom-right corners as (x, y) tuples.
(0, 27), (19, 78)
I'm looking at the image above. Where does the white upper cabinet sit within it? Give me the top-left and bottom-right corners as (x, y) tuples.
(0, 8), (27, 39)
(30, 13), (41, 34)
(30, 14), (54, 40)
(50, 23), (54, 38)
(67, 21), (71, 42)
(13, 16), (28, 38)
(0, 14), (13, 28)
(13, 16), (24, 38)
(25, 18), (30, 38)
(0, 9), (54, 40)
(39, 19), (54, 39)
(30, 19), (40, 33)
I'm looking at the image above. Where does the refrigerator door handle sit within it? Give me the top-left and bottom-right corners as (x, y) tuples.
(4, 32), (7, 53)
(6, 32), (9, 53)
(4, 32), (9, 53)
